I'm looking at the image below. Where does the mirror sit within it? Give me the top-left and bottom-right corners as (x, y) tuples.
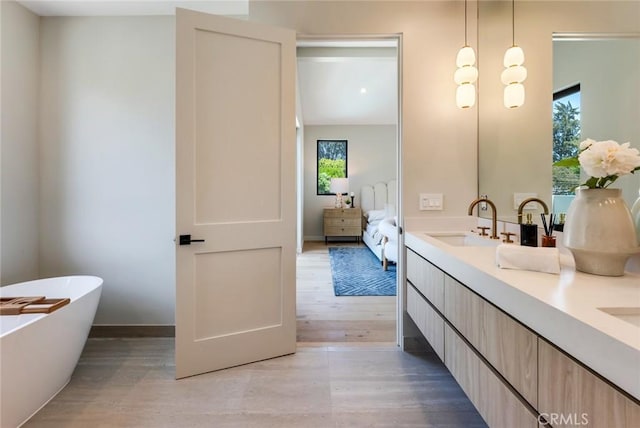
(553, 35), (640, 215)
(477, 1), (640, 224)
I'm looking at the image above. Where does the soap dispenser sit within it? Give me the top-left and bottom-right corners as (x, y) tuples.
(520, 213), (538, 247)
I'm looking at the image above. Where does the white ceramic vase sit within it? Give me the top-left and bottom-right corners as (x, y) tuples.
(631, 188), (640, 243)
(564, 188), (640, 276)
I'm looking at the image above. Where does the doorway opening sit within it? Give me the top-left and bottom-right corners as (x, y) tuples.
(294, 36), (403, 345)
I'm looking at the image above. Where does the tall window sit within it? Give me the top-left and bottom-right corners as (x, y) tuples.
(552, 84), (581, 195)
(317, 140), (347, 195)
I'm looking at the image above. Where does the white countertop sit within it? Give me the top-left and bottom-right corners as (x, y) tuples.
(405, 230), (640, 400)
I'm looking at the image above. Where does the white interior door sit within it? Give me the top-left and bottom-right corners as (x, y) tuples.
(175, 8), (297, 379)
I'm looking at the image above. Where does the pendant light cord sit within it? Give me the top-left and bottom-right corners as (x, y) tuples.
(464, 0), (468, 46)
(512, 0), (515, 46)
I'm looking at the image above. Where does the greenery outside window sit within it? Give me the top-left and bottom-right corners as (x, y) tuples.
(553, 84), (581, 195)
(317, 140), (348, 195)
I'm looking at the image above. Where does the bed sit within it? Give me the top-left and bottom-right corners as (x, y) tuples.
(361, 180), (397, 265)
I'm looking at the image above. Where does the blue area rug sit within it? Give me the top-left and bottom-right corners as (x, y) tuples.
(328, 247), (396, 296)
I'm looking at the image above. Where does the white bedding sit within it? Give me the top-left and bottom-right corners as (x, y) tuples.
(361, 180), (397, 261)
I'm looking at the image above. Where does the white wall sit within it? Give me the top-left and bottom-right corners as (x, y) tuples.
(304, 125), (396, 240)
(250, 1), (480, 222)
(38, 17), (176, 324)
(0, 1), (40, 285)
(554, 39), (640, 208)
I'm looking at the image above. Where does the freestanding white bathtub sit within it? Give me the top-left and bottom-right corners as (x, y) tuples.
(0, 275), (103, 427)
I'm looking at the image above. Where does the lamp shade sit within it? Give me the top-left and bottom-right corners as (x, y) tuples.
(503, 46), (525, 67)
(504, 83), (525, 108)
(501, 65), (527, 85)
(456, 46), (476, 68)
(329, 177), (349, 194)
(456, 84), (476, 109)
(454, 65), (478, 85)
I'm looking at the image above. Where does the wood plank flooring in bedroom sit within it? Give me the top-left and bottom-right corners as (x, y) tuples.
(296, 241), (396, 343)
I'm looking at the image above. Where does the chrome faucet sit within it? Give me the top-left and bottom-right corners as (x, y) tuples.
(468, 197), (499, 239)
(517, 198), (549, 224)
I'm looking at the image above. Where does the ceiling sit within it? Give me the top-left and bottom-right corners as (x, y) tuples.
(297, 45), (398, 126)
(17, 1), (398, 126)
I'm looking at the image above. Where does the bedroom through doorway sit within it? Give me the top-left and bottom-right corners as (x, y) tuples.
(294, 36), (402, 345)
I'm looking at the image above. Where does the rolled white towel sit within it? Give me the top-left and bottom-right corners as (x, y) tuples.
(495, 244), (561, 274)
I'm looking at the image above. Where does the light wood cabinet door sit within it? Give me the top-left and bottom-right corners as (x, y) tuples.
(481, 300), (537, 407)
(538, 338), (640, 427)
(407, 284), (444, 361)
(444, 274), (537, 406)
(444, 275), (482, 347)
(444, 325), (538, 428)
(406, 249), (444, 311)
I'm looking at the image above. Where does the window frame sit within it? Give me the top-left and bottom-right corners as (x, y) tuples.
(316, 139), (348, 195)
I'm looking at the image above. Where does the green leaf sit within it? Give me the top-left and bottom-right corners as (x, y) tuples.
(583, 177), (599, 189)
(553, 157), (580, 168)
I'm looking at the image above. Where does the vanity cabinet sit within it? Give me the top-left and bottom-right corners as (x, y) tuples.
(538, 338), (640, 427)
(406, 249), (444, 311)
(444, 275), (538, 407)
(406, 247), (538, 424)
(405, 239), (640, 428)
(407, 284), (444, 361)
(445, 325), (538, 428)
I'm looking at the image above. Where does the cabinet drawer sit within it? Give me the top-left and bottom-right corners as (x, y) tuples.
(324, 208), (361, 218)
(538, 338), (640, 427)
(445, 274), (538, 406)
(445, 325), (538, 428)
(324, 218), (361, 228)
(407, 284), (444, 361)
(324, 226), (361, 236)
(406, 249), (444, 311)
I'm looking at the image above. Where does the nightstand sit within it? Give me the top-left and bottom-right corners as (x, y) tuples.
(323, 208), (362, 244)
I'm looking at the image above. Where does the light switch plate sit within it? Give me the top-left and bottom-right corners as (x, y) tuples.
(420, 193), (444, 211)
(514, 193), (538, 210)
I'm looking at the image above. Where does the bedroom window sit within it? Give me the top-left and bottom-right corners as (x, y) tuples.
(317, 140), (348, 195)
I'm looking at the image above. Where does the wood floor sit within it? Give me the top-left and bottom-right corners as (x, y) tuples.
(26, 241), (487, 427)
(296, 241), (396, 343)
(26, 339), (487, 427)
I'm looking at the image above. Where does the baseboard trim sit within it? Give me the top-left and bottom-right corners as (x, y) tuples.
(89, 325), (175, 338)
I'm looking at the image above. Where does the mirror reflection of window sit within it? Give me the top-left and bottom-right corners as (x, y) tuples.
(552, 84), (581, 213)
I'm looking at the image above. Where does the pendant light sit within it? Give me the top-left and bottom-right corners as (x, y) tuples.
(454, 0), (478, 109)
(502, 0), (526, 108)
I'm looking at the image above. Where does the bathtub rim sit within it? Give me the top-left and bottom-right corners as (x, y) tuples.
(0, 275), (103, 338)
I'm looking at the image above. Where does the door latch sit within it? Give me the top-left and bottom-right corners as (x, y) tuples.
(179, 234), (205, 245)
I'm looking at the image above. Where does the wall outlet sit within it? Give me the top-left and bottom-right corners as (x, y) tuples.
(420, 193), (444, 211)
(514, 193), (538, 210)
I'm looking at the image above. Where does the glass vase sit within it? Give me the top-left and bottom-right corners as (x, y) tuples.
(563, 188), (640, 276)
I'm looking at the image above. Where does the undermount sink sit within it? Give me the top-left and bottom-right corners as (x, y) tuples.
(426, 232), (500, 247)
(598, 307), (640, 328)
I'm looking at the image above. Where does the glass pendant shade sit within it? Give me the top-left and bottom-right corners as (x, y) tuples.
(455, 45), (477, 108)
(456, 46), (476, 68)
(503, 46), (525, 67)
(454, 65), (479, 85)
(500, 65), (527, 85)
(504, 83), (525, 108)
(456, 84), (476, 109)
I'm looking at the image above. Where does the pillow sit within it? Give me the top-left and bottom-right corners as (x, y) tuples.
(366, 209), (386, 222)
